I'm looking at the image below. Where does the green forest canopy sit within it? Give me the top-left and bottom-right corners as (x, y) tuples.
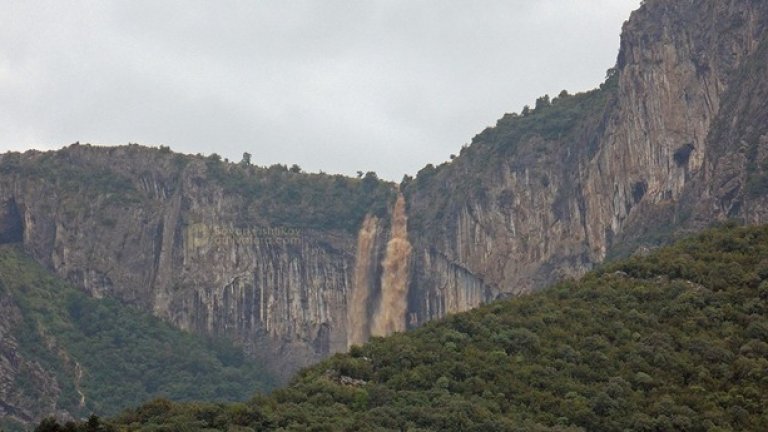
(0, 246), (274, 432)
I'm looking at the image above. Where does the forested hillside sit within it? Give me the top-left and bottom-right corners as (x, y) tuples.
(0, 246), (273, 431)
(37, 223), (768, 431)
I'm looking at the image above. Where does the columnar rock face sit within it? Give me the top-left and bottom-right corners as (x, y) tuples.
(1, 0), (768, 384)
(0, 149), (406, 380)
(0, 149), (372, 380)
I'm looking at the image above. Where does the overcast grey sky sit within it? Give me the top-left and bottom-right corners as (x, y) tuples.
(1, 0), (640, 180)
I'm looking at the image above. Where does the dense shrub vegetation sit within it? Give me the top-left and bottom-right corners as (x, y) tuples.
(0, 145), (394, 234)
(36, 223), (768, 431)
(0, 246), (274, 427)
(0, 151), (136, 198)
(474, 76), (616, 157)
(204, 158), (394, 232)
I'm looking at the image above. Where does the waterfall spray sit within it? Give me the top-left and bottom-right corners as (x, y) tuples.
(371, 192), (412, 337)
(347, 214), (379, 348)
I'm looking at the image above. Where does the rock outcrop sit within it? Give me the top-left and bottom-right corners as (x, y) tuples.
(0, 283), (65, 427)
(405, 0), (768, 325)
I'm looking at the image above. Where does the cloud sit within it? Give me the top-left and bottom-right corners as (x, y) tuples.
(0, 0), (641, 180)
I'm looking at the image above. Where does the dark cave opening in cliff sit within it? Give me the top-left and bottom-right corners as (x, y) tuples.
(0, 199), (23, 244)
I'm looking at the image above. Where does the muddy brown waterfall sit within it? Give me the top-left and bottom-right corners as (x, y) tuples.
(347, 214), (379, 347)
(371, 192), (412, 337)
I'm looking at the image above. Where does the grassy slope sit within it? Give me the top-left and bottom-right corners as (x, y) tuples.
(63, 223), (768, 431)
(0, 245), (274, 424)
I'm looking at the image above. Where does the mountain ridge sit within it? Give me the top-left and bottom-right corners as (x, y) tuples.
(2, 0), (768, 425)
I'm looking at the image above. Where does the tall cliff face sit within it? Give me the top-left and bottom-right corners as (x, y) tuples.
(404, 0), (768, 325)
(1, 0), (768, 387)
(0, 147), (399, 380)
(590, 0), (768, 249)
